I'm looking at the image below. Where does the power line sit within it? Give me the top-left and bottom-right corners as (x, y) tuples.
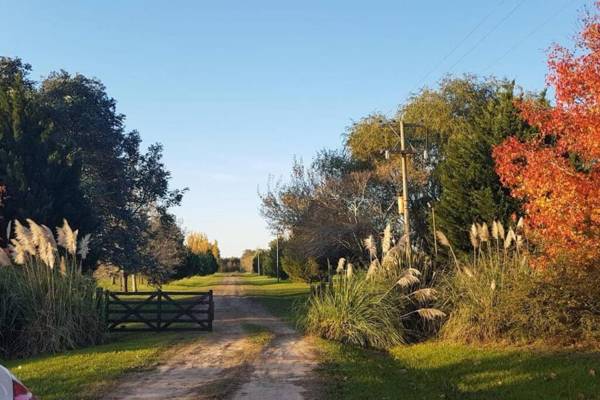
(416, 0), (507, 89)
(446, 0), (527, 73)
(482, 0), (574, 73)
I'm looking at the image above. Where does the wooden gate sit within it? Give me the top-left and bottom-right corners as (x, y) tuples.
(105, 290), (214, 332)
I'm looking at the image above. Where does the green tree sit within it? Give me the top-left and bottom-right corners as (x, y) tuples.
(0, 57), (185, 285)
(0, 58), (91, 245)
(435, 81), (540, 250)
(240, 249), (255, 272)
(142, 212), (186, 285)
(175, 250), (218, 278)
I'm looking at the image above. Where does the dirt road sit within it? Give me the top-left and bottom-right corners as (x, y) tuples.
(105, 276), (320, 400)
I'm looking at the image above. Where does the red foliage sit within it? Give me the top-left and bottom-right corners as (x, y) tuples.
(493, 4), (600, 267)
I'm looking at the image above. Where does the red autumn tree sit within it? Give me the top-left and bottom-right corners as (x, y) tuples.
(493, 4), (600, 267)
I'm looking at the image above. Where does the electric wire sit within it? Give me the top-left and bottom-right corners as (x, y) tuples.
(482, 0), (574, 73)
(416, 0), (507, 89)
(446, 0), (528, 73)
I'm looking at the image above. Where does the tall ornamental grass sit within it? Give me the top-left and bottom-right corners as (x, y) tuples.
(0, 219), (105, 358)
(302, 226), (445, 349)
(438, 220), (600, 345)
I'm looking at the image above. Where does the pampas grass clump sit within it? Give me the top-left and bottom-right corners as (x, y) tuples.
(302, 227), (445, 349)
(0, 219), (105, 358)
(302, 275), (405, 349)
(438, 219), (600, 345)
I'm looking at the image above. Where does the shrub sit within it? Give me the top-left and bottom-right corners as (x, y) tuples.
(302, 275), (405, 349)
(281, 254), (320, 282)
(0, 219), (105, 358)
(439, 221), (600, 345)
(302, 230), (445, 349)
(173, 250), (218, 279)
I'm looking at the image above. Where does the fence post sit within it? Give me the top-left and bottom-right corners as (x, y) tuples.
(208, 289), (214, 332)
(104, 290), (109, 330)
(157, 289), (162, 332)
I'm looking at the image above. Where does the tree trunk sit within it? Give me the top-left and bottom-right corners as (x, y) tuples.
(132, 273), (138, 292)
(122, 271), (129, 293)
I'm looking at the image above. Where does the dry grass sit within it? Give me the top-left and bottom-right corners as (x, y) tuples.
(438, 220), (600, 345)
(0, 219), (104, 358)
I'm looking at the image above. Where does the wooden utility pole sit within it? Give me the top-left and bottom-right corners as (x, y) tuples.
(383, 117), (415, 261)
(276, 236), (280, 283)
(399, 117), (411, 259)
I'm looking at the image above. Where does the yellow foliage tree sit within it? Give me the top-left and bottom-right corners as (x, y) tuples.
(186, 232), (220, 261)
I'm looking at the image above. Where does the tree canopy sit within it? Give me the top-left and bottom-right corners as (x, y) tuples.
(494, 11), (600, 267)
(0, 57), (185, 280)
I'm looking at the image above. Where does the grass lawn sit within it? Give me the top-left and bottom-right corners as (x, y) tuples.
(98, 272), (226, 292)
(2, 332), (197, 400)
(234, 274), (600, 400)
(232, 273), (310, 323)
(2, 273), (226, 399)
(8, 272), (600, 399)
(319, 340), (600, 400)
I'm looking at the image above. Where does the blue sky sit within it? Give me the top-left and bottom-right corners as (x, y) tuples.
(0, 0), (591, 256)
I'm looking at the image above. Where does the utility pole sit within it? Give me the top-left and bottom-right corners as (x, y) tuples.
(385, 117), (413, 260)
(276, 235), (280, 283)
(399, 117), (411, 259)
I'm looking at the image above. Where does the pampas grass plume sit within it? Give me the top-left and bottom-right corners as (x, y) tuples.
(504, 228), (516, 249)
(396, 272), (420, 288)
(436, 231), (450, 247)
(366, 259), (380, 279)
(78, 234), (91, 260)
(469, 224), (479, 249)
(336, 258), (346, 274)
(417, 308), (446, 321)
(478, 223), (490, 242)
(411, 288), (438, 302)
(364, 235), (377, 260)
(382, 224), (392, 256)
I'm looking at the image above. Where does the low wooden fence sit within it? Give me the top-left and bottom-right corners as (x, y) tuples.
(104, 290), (214, 332)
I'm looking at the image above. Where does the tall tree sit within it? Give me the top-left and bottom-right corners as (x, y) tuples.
(240, 249), (255, 272)
(261, 151), (391, 266)
(186, 232), (220, 261)
(142, 212), (186, 285)
(436, 81), (540, 250)
(494, 7), (600, 267)
(0, 58), (90, 245)
(0, 58), (185, 282)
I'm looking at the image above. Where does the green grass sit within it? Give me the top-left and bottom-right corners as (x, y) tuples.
(319, 340), (600, 400)
(241, 323), (275, 346)
(233, 273), (310, 323)
(98, 272), (226, 292)
(1, 273), (225, 399)
(11, 272), (599, 400)
(2, 332), (197, 400)
(233, 274), (600, 400)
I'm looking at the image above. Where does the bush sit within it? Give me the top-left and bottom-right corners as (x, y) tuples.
(173, 251), (218, 278)
(281, 255), (320, 282)
(302, 275), (405, 349)
(302, 234), (445, 349)
(0, 219), (105, 358)
(439, 221), (600, 345)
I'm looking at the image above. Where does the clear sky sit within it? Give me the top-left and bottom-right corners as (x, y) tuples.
(0, 0), (592, 256)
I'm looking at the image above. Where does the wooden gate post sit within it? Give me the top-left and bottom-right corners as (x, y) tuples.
(209, 290), (214, 331)
(157, 289), (162, 332)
